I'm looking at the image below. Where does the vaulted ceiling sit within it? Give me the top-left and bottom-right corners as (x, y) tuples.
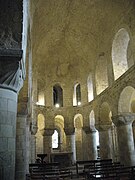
(30, 0), (134, 85)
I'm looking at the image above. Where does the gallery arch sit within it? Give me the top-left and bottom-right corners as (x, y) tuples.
(112, 28), (130, 80)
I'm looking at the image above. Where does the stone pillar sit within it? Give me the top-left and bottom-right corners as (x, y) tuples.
(30, 123), (38, 163)
(111, 125), (119, 162)
(25, 119), (31, 174)
(15, 115), (27, 180)
(0, 49), (24, 180)
(83, 127), (97, 160)
(64, 128), (76, 164)
(0, 89), (18, 179)
(132, 121), (135, 146)
(96, 124), (113, 159)
(75, 127), (83, 161)
(112, 114), (135, 166)
(42, 128), (54, 163)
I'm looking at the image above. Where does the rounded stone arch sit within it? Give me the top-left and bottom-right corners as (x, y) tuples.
(112, 28), (132, 80)
(53, 115), (66, 151)
(53, 83), (63, 107)
(36, 113), (45, 154)
(74, 114), (83, 128)
(118, 86), (135, 113)
(37, 113), (45, 130)
(99, 102), (112, 124)
(89, 110), (96, 130)
(95, 54), (108, 95)
(73, 82), (81, 106)
(54, 115), (64, 128)
(89, 110), (99, 148)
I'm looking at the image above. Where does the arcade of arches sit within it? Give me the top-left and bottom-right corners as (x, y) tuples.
(0, 0), (135, 180)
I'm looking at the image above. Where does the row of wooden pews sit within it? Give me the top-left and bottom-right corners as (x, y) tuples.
(26, 162), (72, 180)
(76, 159), (135, 179)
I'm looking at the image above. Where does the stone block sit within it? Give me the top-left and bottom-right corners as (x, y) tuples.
(8, 138), (15, 151)
(0, 138), (8, 151)
(8, 99), (17, 113)
(8, 112), (16, 125)
(0, 111), (8, 124)
(0, 98), (7, 111)
(0, 124), (13, 138)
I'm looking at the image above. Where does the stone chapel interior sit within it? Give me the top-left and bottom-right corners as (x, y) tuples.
(0, 0), (135, 179)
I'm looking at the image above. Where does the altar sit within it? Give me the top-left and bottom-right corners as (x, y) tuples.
(50, 152), (73, 167)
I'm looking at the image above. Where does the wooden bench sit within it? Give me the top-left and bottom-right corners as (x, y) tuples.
(27, 163), (72, 180)
(85, 165), (135, 180)
(76, 159), (112, 177)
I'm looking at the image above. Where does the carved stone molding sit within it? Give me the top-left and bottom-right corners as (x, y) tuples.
(95, 123), (112, 132)
(112, 113), (135, 127)
(40, 128), (54, 136)
(83, 126), (96, 134)
(0, 49), (24, 92)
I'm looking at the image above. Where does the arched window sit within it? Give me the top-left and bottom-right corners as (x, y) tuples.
(52, 129), (59, 149)
(53, 84), (63, 107)
(87, 74), (94, 102)
(73, 83), (81, 106)
(112, 28), (130, 80)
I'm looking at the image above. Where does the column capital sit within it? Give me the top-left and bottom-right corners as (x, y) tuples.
(112, 113), (135, 127)
(95, 123), (112, 131)
(64, 128), (75, 135)
(83, 126), (96, 134)
(0, 49), (24, 92)
(40, 128), (54, 136)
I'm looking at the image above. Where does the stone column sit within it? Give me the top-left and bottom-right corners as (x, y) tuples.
(42, 128), (54, 163)
(30, 123), (38, 163)
(96, 124), (113, 159)
(112, 114), (135, 166)
(132, 121), (135, 147)
(75, 127), (83, 161)
(64, 128), (76, 164)
(83, 127), (97, 160)
(15, 95), (29, 180)
(15, 115), (27, 180)
(0, 49), (24, 180)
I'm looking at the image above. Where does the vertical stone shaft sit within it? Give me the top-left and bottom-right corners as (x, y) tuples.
(113, 114), (135, 166)
(64, 128), (76, 164)
(83, 127), (98, 160)
(97, 125), (113, 159)
(30, 123), (38, 163)
(0, 89), (17, 180)
(0, 49), (23, 180)
(43, 129), (54, 163)
(15, 115), (27, 180)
